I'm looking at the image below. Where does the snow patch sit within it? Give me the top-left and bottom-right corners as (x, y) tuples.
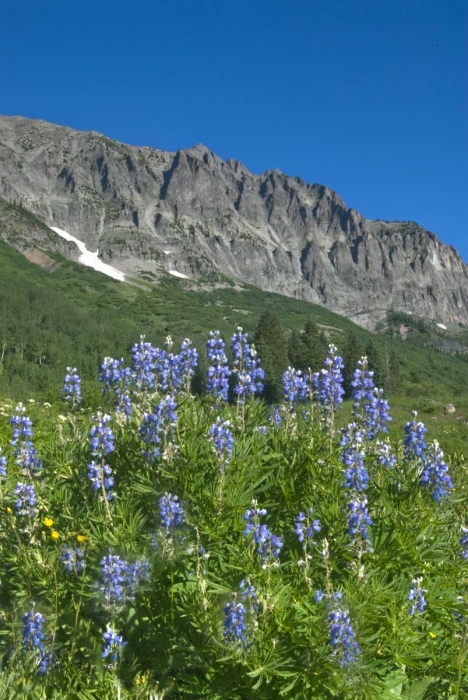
(164, 250), (171, 255)
(168, 270), (189, 279)
(436, 323), (447, 330)
(50, 227), (126, 282)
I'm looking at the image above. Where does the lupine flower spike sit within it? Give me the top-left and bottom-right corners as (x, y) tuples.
(408, 577), (427, 615)
(63, 367), (81, 409)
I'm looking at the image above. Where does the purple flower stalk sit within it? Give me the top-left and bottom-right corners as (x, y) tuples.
(159, 493), (184, 535)
(22, 609), (49, 674)
(294, 508), (321, 545)
(209, 417), (234, 471)
(347, 496), (372, 541)
(87, 461), (114, 500)
(282, 367), (308, 406)
(408, 577), (427, 615)
(404, 411), (427, 461)
(311, 345), (345, 415)
(61, 547), (86, 573)
(206, 331), (232, 403)
(10, 405), (42, 477)
(139, 395), (178, 462)
(102, 625), (126, 663)
(420, 441), (453, 501)
(14, 482), (37, 518)
(460, 527), (468, 560)
(231, 327), (264, 401)
(63, 367), (81, 408)
(243, 504), (283, 566)
(0, 450), (6, 481)
(89, 413), (115, 457)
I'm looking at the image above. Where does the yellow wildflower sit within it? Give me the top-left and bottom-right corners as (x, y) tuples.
(76, 534), (86, 543)
(6, 506), (12, 514)
(429, 632), (436, 639)
(50, 530), (60, 540)
(43, 517), (54, 528)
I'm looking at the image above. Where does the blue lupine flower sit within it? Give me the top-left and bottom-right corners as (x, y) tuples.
(408, 577), (427, 615)
(294, 508), (321, 545)
(365, 389), (392, 439)
(100, 357), (133, 416)
(139, 396), (178, 462)
(10, 405), (42, 476)
(340, 423), (369, 492)
(404, 412), (427, 461)
(102, 625), (126, 663)
(282, 367), (308, 406)
(268, 405), (282, 426)
(347, 496), (372, 540)
(460, 527), (468, 560)
(420, 441), (453, 501)
(256, 425), (268, 434)
(314, 590), (324, 603)
(90, 413), (115, 457)
(63, 367), (81, 407)
(61, 547), (86, 573)
(100, 554), (151, 611)
(350, 357), (391, 438)
(351, 359), (375, 410)
(243, 505), (283, 566)
(87, 461), (114, 500)
(239, 579), (258, 611)
(159, 493), (184, 535)
(132, 335), (159, 392)
(100, 554), (127, 610)
(206, 331), (232, 402)
(22, 609), (49, 674)
(231, 327), (264, 401)
(14, 482), (37, 517)
(328, 601), (361, 667)
(376, 441), (397, 469)
(178, 338), (198, 393)
(223, 599), (247, 645)
(311, 345), (345, 415)
(0, 450), (6, 481)
(125, 557), (151, 599)
(209, 417), (234, 471)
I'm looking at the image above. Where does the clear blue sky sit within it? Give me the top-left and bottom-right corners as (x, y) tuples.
(1, 0), (467, 259)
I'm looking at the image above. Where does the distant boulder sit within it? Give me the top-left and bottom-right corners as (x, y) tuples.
(444, 404), (456, 414)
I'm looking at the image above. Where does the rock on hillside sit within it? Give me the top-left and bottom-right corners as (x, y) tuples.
(0, 115), (467, 329)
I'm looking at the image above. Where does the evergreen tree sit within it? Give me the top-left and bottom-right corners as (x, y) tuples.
(342, 332), (363, 396)
(254, 312), (289, 403)
(365, 339), (386, 389)
(288, 330), (303, 369)
(387, 349), (400, 395)
(302, 319), (327, 370)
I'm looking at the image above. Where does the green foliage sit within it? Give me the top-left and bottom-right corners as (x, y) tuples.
(0, 379), (466, 698)
(254, 312), (289, 403)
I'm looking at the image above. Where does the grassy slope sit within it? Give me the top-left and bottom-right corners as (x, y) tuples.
(0, 233), (467, 454)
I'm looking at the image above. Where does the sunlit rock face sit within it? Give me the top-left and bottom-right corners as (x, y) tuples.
(0, 115), (467, 329)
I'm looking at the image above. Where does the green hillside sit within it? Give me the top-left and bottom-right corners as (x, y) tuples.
(0, 225), (468, 453)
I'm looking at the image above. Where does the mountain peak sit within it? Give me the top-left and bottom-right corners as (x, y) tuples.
(0, 116), (466, 330)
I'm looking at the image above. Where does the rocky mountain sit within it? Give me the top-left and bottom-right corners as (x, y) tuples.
(0, 115), (467, 329)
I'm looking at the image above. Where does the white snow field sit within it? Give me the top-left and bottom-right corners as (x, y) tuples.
(168, 270), (189, 279)
(50, 227), (126, 282)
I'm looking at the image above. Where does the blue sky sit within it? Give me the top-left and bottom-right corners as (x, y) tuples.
(1, 0), (467, 259)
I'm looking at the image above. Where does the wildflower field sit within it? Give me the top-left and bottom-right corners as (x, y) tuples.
(0, 329), (466, 699)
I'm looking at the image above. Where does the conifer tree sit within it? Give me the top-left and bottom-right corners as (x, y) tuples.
(365, 339), (386, 389)
(254, 312), (289, 403)
(342, 332), (363, 396)
(387, 349), (400, 395)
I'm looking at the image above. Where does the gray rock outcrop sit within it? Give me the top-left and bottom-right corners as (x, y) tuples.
(0, 115), (467, 329)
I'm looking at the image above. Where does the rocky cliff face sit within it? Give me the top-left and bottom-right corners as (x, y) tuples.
(0, 115), (467, 329)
